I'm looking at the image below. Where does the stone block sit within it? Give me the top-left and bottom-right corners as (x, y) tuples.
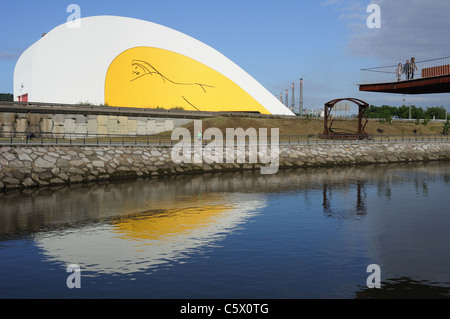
(75, 124), (87, 135)
(75, 114), (87, 124)
(164, 120), (174, 131)
(43, 154), (58, 164)
(2, 152), (16, 161)
(52, 125), (65, 137)
(97, 115), (109, 125)
(41, 118), (53, 134)
(1, 125), (13, 133)
(28, 113), (41, 126)
(0, 113), (15, 126)
(52, 114), (66, 125)
(136, 123), (147, 135)
(155, 122), (166, 133)
(3, 177), (20, 185)
(146, 120), (156, 133)
(118, 125), (129, 135)
(69, 159), (85, 166)
(92, 160), (105, 168)
(97, 125), (109, 135)
(69, 175), (84, 183)
(35, 157), (54, 168)
(50, 178), (64, 184)
(86, 118), (98, 133)
(63, 118), (76, 133)
(22, 178), (36, 187)
(18, 152), (32, 162)
(118, 116), (128, 125)
(15, 118), (28, 133)
(127, 119), (137, 133)
(107, 119), (119, 132)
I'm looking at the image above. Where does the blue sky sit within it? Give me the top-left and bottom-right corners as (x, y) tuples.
(1, 0), (450, 112)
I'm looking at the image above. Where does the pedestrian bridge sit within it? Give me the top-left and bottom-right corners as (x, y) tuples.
(359, 56), (450, 94)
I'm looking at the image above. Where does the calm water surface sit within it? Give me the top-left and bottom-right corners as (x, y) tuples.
(1, 162), (450, 299)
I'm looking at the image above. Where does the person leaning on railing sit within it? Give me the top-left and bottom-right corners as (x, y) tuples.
(403, 59), (410, 80)
(410, 57), (418, 79)
(396, 63), (403, 81)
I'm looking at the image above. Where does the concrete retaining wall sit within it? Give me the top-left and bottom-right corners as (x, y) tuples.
(1, 142), (450, 191)
(0, 112), (193, 137)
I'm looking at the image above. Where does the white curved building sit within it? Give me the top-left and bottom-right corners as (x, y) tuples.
(14, 15), (294, 116)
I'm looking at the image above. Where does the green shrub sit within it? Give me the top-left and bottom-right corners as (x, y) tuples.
(443, 120), (450, 135)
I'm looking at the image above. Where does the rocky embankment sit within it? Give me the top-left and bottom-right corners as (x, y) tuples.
(1, 142), (449, 191)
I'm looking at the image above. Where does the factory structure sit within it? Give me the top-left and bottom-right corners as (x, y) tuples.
(13, 15), (294, 116)
(278, 78), (305, 115)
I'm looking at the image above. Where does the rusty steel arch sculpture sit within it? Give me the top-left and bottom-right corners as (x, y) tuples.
(319, 98), (372, 140)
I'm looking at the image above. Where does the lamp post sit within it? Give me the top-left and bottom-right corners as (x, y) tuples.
(299, 78), (303, 117)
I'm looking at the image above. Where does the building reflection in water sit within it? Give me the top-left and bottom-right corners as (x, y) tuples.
(34, 194), (265, 275)
(1, 161), (449, 297)
(322, 180), (368, 218)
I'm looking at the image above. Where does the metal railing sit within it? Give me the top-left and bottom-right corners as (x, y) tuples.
(360, 56), (450, 84)
(0, 131), (448, 147)
(0, 101), (296, 120)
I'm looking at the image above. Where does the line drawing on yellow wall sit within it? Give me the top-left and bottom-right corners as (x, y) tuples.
(130, 59), (215, 111)
(105, 46), (270, 114)
(131, 60), (214, 93)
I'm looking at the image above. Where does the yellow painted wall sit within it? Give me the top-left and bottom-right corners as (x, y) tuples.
(105, 47), (270, 114)
(111, 205), (231, 241)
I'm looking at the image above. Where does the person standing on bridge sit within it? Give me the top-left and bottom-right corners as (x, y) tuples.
(396, 63), (403, 81)
(410, 57), (418, 79)
(403, 59), (411, 80)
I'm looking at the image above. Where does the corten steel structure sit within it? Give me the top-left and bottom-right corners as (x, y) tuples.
(319, 98), (371, 140)
(359, 75), (450, 94)
(359, 57), (450, 94)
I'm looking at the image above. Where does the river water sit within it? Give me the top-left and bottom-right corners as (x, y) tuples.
(1, 161), (450, 299)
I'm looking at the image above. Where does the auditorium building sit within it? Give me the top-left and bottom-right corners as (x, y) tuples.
(14, 15), (294, 116)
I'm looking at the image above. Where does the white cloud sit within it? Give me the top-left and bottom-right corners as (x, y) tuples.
(321, 0), (339, 6)
(323, 0), (450, 108)
(0, 45), (24, 61)
(346, 0), (450, 63)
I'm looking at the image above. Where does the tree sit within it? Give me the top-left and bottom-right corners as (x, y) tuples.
(366, 104), (445, 120)
(443, 120), (450, 135)
(0, 93), (13, 101)
(398, 105), (410, 119)
(412, 106), (425, 120)
(425, 106), (446, 119)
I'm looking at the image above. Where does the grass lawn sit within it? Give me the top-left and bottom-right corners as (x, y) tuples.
(181, 116), (446, 137)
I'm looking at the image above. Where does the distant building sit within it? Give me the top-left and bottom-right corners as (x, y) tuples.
(14, 15), (294, 116)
